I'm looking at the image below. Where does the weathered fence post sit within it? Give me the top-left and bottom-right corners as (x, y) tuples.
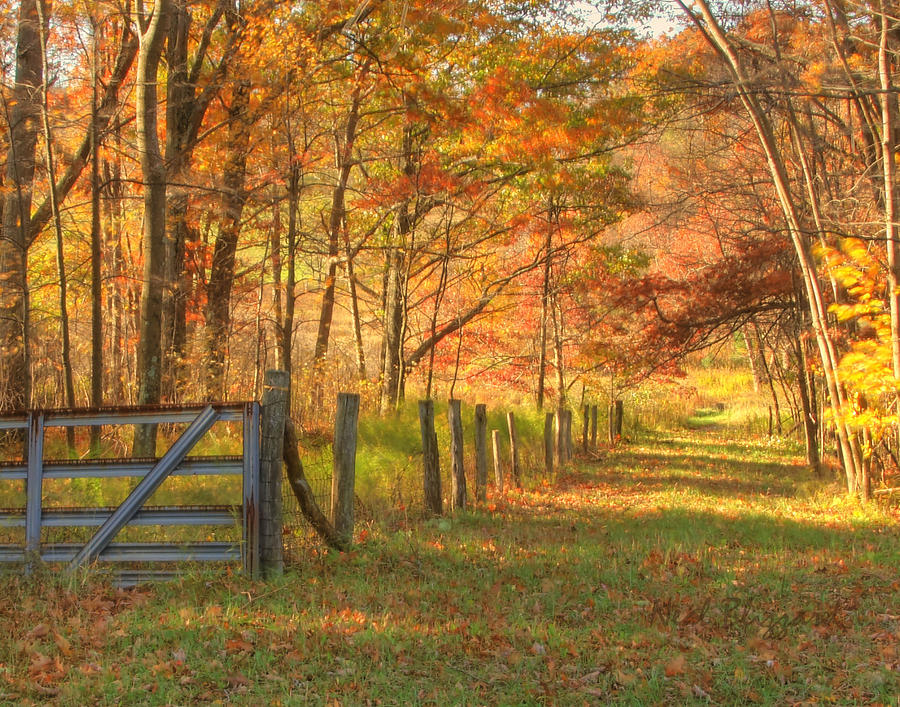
(608, 399), (623, 444)
(332, 392), (359, 546)
(543, 412), (554, 477)
(556, 408), (567, 467)
(259, 369), (289, 576)
(582, 405), (590, 453)
(507, 412), (521, 488)
(590, 405), (598, 448)
(492, 429), (503, 492)
(419, 400), (442, 516)
(448, 399), (466, 510)
(474, 404), (488, 503)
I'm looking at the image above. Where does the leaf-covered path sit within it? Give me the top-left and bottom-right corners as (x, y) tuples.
(1, 430), (898, 704)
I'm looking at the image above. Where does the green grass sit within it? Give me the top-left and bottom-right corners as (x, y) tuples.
(1, 420), (898, 705)
(1, 364), (898, 703)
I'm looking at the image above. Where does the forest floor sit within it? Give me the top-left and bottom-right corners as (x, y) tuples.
(0, 417), (899, 705)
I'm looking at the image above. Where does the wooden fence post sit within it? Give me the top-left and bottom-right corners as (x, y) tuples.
(590, 405), (598, 448)
(492, 429), (503, 493)
(543, 412), (554, 477)
(474, 404), (488, 503)
(507, 412), (521, 488)
(332, 392), (359, 546)
(260, 369), (289, 576)
(419, 400), (442, 517)
(448, 399), (466, 510)
(556, 408), (566, 467)
(609, 399), (623, 444)
(582, 405), (589, 453)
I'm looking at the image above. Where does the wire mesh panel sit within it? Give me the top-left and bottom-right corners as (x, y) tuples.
(282, 447), (332, 563)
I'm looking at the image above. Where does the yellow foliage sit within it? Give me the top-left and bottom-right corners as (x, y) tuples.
(824, 238), (900, 438)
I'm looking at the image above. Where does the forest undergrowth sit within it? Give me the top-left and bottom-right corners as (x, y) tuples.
(1, 397), (898, 705)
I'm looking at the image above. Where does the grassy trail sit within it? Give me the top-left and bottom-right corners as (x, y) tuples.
(1, 425), (898, 705)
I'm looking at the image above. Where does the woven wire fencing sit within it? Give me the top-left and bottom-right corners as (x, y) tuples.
(282, 443), (332, 563)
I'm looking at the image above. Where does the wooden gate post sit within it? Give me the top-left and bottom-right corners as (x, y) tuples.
(507, 412), (521, 489)
(492, 429), (503, 493)
(544, 412), (554, 477)
(419, 400), (442, 516)
(332, 393), (360, 546)
(448, 399), (466, 510)
(260, 369), (289, 576)
(474, 404), (488, 503)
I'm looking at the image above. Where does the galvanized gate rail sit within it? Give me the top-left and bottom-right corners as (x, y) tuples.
(0, 402), (261, 582)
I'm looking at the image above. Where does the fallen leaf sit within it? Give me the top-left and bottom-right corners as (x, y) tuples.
(52, 632), (71, 656)
(26, 624), (50, 640)
(225, 638), (254, 654)
(665, 654), (687, 677)
(226, 673), (250, 687)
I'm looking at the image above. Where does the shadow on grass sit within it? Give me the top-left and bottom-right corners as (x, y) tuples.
(573, 454), (809, 501)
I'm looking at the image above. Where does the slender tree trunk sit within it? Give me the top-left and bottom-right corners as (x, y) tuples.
(273, 155), (300, 406)
(380, 102), (419, 413)
(551, 291), (566, 408)
(795, 326), (821, 473)
(205, 78), (251, 400)
(345, 222), (367, 381)
(536, 213), (554, 409)
(37, 0), (75, 450)
(380, 242), (406, 413)
(132, 0), (172, 457)
(313, 83), (363, 370)
(161, 0), (233, 400)
(90, 16), (103, 451)
(162, 0), (191, 400)
(878, 3), (900, 462)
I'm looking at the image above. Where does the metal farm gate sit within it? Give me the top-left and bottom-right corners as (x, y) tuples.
(0, 403), (261, 583)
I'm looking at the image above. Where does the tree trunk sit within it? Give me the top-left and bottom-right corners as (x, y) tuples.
(878, 3), (900, 459)
(551, 291), (566, 408)
(313, 83), (363, 371)
(380, 244), (406, 413)
(380, 103), (419, 413)
(90, 16), (103, 451)
(536, 217), (554, 409)
(103, 142), (128, 403)
(161, 0), (192, 400)
(37, 0), (75, 450)
(205, 78), (251, 400)
(345, 228), (367, 381)
(132, 0), (172, 457)
(796, 329), (821, 473)
(0, 0), (42, 414)
(162, 0), (233, 399)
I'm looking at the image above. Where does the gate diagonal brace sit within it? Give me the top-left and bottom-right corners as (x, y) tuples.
(68, 405), (220, 571)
